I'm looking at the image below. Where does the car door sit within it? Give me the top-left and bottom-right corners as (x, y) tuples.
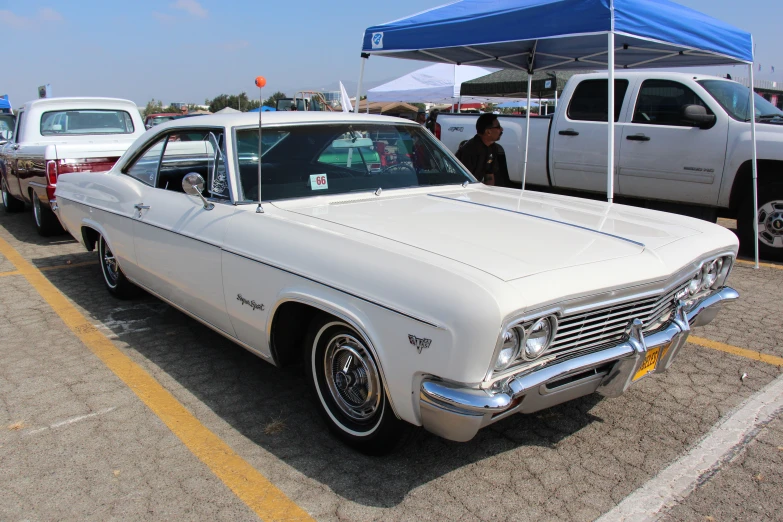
(618, 79), (729, 205)
(125, 128), (237, 337)
(550, 79), (630, 193)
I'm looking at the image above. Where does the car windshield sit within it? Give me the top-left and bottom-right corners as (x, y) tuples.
(234, 123), (473, 202)
(41, 109), (135, 135)
(151, 116), (177, 125)
(698, 80), (783, 122)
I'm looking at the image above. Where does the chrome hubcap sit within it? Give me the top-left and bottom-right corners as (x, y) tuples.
(33, 195), (41, 226)
(101, 238), (119, 286)
(1, 180), (7, 207)
(323, 334), (381, 421)
(758, 200), (783, 249)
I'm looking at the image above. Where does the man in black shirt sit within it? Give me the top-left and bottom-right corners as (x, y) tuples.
(455, 113), (509, 186)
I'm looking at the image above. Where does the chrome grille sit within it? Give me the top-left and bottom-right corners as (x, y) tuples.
(546, 283), (685, 360)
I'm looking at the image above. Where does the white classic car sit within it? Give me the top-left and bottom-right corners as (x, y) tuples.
(54, 112), (739, 454)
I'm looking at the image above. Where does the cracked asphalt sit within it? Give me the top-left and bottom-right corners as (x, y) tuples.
(1, 208), (781, 522)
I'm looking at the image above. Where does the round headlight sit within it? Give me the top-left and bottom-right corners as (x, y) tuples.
(523, 317), (555, 360)
(702, 258), (723, 289)
(687, 271), (703, 295)
(494, 327), (521, 371)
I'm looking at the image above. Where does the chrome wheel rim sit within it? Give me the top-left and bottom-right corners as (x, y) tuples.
(32, 194), (41, 227)
(758, 200), (783, 249)
(1, 180), (8, 208)
(100, 237), (119, 288)
(323, 334), (381, 422)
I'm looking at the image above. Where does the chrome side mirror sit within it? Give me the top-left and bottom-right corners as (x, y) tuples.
(182, 172), (214, 210)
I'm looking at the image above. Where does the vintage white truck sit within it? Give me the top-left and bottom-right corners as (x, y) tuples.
(438, 72), (783, 260)
(0, 97), (145, 235)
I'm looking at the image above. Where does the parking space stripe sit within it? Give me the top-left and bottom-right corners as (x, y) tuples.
(0, 270), (21, 278)
(735, 259), (783, 270)
(689, 336), (783, 367)
(0, 236), (314, 522)
(597, 373), (783, 521)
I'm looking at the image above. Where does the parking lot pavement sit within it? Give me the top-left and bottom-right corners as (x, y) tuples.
(1, 208), (782, 522)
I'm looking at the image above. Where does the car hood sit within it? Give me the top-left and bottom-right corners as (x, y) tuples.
(277, 187), (703, 281)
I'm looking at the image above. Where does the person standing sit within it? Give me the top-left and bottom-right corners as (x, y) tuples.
(455, 113), (508, 186)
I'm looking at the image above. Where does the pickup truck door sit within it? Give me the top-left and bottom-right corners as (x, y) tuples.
(618, 79), (729, 205)
(5, 110), (25, 199)
(124, 128), (237, 338)
(550, 79), (631, 194)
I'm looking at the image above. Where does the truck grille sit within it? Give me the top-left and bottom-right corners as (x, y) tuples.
(546, 283), (685, 360)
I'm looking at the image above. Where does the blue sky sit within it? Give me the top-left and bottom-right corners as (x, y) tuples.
(1, 0), (780, 107)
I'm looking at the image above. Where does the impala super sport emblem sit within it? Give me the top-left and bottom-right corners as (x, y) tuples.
(237, 294), (264, 311)
(408, 334), (432, 353)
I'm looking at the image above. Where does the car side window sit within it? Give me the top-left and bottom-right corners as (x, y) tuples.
(632, 80), (713, 126)
(567, 80), (629, 122)
(157, 130), (229, 198)
(14, 110), (25, 143)
(125, 137), (166, 186)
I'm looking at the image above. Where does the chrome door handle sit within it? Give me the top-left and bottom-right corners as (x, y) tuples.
(134, 203), (150, 210)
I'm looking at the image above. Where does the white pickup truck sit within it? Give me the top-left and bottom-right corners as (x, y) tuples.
(439, 72), (783, 261)
(0, 97), (146, 235)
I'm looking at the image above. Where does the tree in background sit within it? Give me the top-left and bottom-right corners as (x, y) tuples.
(263, 91), (287, 108)
(206, 92), (261, 113)
(143, 99), (164, 118)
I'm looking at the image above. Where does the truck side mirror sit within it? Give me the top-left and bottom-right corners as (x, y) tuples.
(682, 105), (716, 129)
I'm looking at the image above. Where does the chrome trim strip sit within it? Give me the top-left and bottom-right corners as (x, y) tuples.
(223, 249), (444, 329)
(427, 193), (646, 247)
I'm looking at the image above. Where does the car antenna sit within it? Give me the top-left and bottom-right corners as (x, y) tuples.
(255, 76), (266, 213)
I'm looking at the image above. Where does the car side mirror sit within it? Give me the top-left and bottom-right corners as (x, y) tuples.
(682, 105), (716, 129)
(182, 172), (214, 210)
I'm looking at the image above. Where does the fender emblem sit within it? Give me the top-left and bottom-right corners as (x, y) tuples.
(408, 334), (432, 353)
(448, 127), (464, 132)
(237, 294), (264, 311)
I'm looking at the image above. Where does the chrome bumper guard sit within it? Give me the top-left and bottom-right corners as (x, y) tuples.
(419, 286), (739, 442)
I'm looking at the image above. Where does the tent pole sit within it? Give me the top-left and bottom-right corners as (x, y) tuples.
(749, 64), (759, 269)
(457, 95), (462, 113)
(607, 31), (615, 203)
(354, 53), (369, 114)
(555, 89), (558, 109)
(522, 74), (532, 192)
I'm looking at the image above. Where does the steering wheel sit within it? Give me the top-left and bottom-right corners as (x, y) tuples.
(380, 162), (417, 176)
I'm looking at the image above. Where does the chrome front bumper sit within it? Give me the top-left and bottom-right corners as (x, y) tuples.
(419, 286), (739, 442)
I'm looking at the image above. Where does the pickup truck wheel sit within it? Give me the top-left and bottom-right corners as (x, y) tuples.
(32, 192), (64, 236)
(98, 235), (139, 299)
(1, 178), (24, 212)
(304, 315), (410, 455)
(738, 183), (783, 262)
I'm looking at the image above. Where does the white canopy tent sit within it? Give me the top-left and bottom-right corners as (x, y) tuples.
(367, 63), (514, 105)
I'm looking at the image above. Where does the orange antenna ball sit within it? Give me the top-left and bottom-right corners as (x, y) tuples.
(255, 76), (267, 88)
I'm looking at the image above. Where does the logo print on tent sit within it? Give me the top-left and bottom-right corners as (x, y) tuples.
(372, 32), (384, 49)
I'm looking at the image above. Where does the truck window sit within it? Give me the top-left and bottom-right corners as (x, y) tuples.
(14, 111), (25, 143)
(40, 110), (135, 135)
(632, 80), (712, 126)
(567, 80), (629, 122)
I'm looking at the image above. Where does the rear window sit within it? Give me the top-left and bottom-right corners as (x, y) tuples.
(567, 80), (629, 122)
(40, 110), (135, 136)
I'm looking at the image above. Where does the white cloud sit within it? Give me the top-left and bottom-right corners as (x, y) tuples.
(171, 0), (207, 18)
(38, 8), (63, 22)
(0, 8), (63, 28)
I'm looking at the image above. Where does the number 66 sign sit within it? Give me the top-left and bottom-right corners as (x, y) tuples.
(310, 174), (328, 190)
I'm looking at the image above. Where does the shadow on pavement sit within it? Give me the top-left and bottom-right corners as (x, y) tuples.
(33, 251), (605, 508)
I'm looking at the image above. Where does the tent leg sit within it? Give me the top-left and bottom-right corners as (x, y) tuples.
(354, 53), (369, 114)
(554, 89), (558, 109)
(607, 32), (615, 204)
(749, 64), (759, 269)
(457, 95), (462, 113)
(522, 74), (532, 192)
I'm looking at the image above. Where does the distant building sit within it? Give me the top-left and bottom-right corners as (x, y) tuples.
(735, 77), (783, 110)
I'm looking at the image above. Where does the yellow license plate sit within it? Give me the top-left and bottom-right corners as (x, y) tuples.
(633, 347), (661, 381)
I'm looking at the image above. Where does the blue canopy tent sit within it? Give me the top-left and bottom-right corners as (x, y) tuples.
(248, 106), (276, 112)
(0, 95), (11, 111)
(359, 0), (761, 267)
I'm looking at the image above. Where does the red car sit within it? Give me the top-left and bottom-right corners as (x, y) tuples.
(144, 113), (181, 129)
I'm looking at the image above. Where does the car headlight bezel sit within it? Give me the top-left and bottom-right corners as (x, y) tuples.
(521, 316), (557, 361)
(494, 327), (522, 371)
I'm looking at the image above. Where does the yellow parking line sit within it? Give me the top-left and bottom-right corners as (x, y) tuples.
(39, 260), (99, 271)
(689, 336), (783, 367)
(0, 270), (21, 278)
(735, 259), (783, 270)
(0, 236), (313, 522)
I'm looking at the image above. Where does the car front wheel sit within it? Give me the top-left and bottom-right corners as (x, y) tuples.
(98, 234), (139, 299)
(1, 177), (25, 212)
(304, 314), (410, 454)
(739, 183), (783, 262)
